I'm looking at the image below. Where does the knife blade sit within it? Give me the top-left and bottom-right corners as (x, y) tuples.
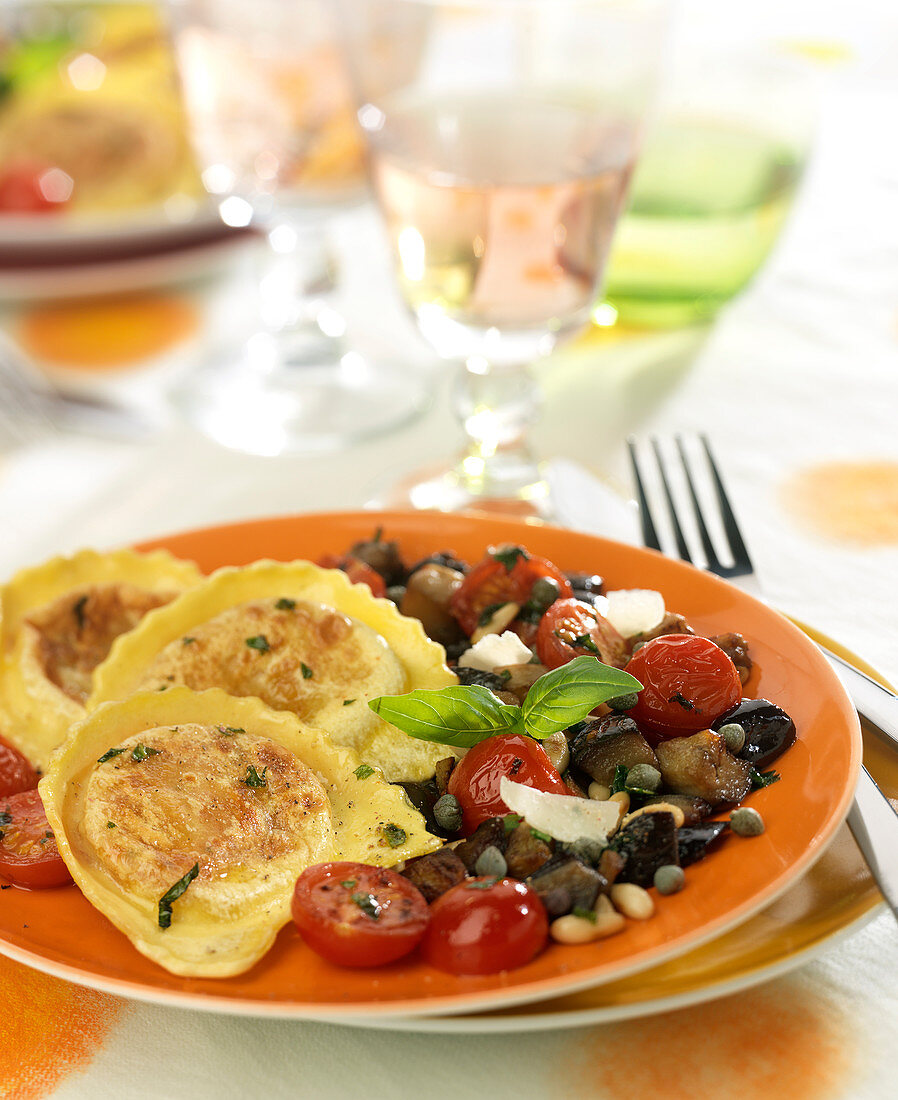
(819, 645), (898, 751)
(847, 768), (898, 920)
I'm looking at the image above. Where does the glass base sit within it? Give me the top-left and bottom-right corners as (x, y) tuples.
(171, 336), (431, 456)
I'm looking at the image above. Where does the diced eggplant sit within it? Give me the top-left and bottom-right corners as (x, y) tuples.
(641, 794), (712, 825)
(408, 551), (469, 577)
(402, 848), (467, 902)
(494, 662), (547, 705)
(565, 572), (605, 605)
(610, 812), (679, 887)
(562, 768), (589, 798)
(453, 817), (508, 872)
(629, 612), (695, 648)
(527, 855), (603, 915)
(677, 822), (729, 866)
(655, 729), (753, 807)
(709, 632), (752, 685)
(713, 698), (796, 770)
(570, 715), (660, 785)
(399, 777), (451, 838)
(597, 847), (626, 887)
(349, 536), (405, 585)
(434, 756), (456, 796)
(505, 823), (554, 879)
(454, 666), (508, 692)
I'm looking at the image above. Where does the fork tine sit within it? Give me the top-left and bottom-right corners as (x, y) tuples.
(674, 435), (724, 572)
(626, 438), (662, 551)
(699, 434), (754, 572)
(650, 438), (694, 563)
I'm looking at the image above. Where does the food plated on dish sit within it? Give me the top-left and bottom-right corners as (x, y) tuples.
(0, 513), (861, 1017)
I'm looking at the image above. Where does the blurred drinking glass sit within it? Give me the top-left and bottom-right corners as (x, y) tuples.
(168, 0), (428, 454)
(340, 0), (666, 513)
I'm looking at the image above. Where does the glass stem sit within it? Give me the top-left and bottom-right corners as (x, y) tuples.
(450, 357), (547, 505)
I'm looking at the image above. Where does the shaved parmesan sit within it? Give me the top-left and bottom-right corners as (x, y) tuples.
(458, 631), (533, 672)
(604, 589), (665, 639)
(499, 777), (619, 844)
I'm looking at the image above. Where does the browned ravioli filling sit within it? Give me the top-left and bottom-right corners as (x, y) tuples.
(81, 724), (331, 895)
(26, 583), (176, 703)
(137, 599), (390, 723)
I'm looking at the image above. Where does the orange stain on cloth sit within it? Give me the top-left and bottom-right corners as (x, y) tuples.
(782, 460), (898, 545)
(556, 978), (861, 1100)
(0, 954), (121, 1100)
(17, 293), (199, 371)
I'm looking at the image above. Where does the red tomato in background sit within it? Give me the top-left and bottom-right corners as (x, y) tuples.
(422, 877), (548, 975)
(536, 598), (628, 670)
(317, 554), (387, 597)
(625, 634), (742, 743)
(0, 163), (68, 214)
(450, 547), (572, 636)
(447, 733), (569, 834)
(0, 736), (40, 799)
(0, 789), (72, 888)
(291, 861), (428, 967)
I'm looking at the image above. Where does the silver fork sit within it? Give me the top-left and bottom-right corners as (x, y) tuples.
(627, 433), (898, 924)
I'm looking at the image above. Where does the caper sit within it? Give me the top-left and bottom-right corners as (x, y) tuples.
(563, 836), (605, 866)
(730, 806), (765, 837)
(474, 844), (507, 878)
(653, 864), (685, 895)
(530, 576), (561, 610)
(626, 763), (661, 792)
(385, 585), (406, 605)
(433, 793), (463, 833)
(719, 721), (746, 754)
(608, 692), (639, 712)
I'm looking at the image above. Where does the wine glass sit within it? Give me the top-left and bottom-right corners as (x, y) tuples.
(339, 0), (667, 512)
(167, 0), (430, 455)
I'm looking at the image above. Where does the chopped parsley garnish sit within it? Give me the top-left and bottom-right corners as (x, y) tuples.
(107, 821), (116, 829)
(301, 662), (314, 680)
(73, 595), (88, 631)
(503, 813), (522, 834)
(341, 879), (357, 889)
(477, 601), (506, 627)
(610, 764), (629, 795)
(492, 546), (528, 572)
(750, 768), (781, 790)
(353, 764), (375, 780)
(372, 526), (383, 543)
(343, 699), (355, 706)
(158, 863), (200, 929)
(466, 877), (500, 890)
(530, 827), (553, 844)
(246, 635), (270, 653)
(350, 892), (382, 920)
(380, 823), (407, 848)
(217, 726), (245, 737)
(131, 744), (161, 763)
(570, 633), (601, 656)
(275, 597), (296, 611)
(243, 765), (268, 789)
(157, 685), (168, 691)
(572, 906), (597, 923)
(182, 636), (196, 646)
(668, 691), (697, 711)
(97, 747), (125, 764)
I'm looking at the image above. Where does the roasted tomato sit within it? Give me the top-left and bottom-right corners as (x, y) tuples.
(625, 634), (742, 742)
(536, 598), (628, 669)
(317, 554), (387, 598)
(0, 163), (68, 214)
(450, 546), (572, 636)
(447, 733), (569, 834)
(0, 736), (40, 799)
(291, 861), (428, 967)
(0, 789), (72, 888)
(422, 876), (548, 974)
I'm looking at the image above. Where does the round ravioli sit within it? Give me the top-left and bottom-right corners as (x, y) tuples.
(0, 548), (203, 769)
(90, 560), (458, 781)
(40, 687), (441, 977)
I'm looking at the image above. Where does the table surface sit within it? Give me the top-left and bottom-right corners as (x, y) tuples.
(2, 5), (898, 1098)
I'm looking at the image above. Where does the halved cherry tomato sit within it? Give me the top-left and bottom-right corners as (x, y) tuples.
(447, 732), (570, 834)
(422, 876), (548, 975)
(0, 736), (39, 799)
(0, 789), (72, 888)
(317, 554), (387, 598)
(291, 861), (428, 967)
(536, 598), (628, 670)
(0, 162), (68, 214)
(450, 546), (572, 636)
(625, 634), (742, 742)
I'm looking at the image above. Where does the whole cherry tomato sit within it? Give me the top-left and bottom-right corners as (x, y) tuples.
(0, 736), (39, 799)
(317, 554), (387, 598)
(291, 861), (428, 967)
(422, 877), (548, 975)
(0, 163), (68, 214)
(0, 789), (72, 889)
(450, 546), (572, 636)
(447, 733), (570, 834)
(625, 634), (742, 742)
(536, 598), (628, 670)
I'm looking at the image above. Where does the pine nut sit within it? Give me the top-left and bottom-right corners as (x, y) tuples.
(543, 731), (570, 774)
(470, 602), (521, 643)
(588, 781), (611, 802)
(609, 791), (630, 816)
(550, 914), (601, 945)
(611, 883), (655, 920)
(593, 894), (626, 938)
(621, 801), (686, 830)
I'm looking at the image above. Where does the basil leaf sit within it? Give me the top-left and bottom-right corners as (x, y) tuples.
(369, 685), (522, 748)
(521, 655), (643, 739)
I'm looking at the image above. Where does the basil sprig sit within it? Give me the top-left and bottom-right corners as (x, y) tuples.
(369, 655), (641, 748)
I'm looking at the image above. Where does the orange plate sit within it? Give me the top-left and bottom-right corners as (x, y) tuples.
(0, 511), (862, 1018)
